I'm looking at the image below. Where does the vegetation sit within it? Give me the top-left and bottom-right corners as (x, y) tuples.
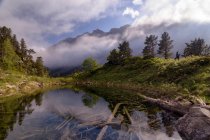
(107, 41), (132, 65)
(82, 57), (100, 72)
(158, 32), (173, 59)
(83, 56), (210, 98)
(183, 38), (210, 57)
(142, 35), (158, 59)
(78, 33), (210, 99)
(0, 26), (47, 76)
(0, 26), (63, 97)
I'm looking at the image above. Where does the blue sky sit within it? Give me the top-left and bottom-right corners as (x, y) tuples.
(46, 0), (140, 44)
(47, 12), (133, 44)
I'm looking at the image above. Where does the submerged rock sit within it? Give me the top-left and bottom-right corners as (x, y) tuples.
(176, 107), (210, 140)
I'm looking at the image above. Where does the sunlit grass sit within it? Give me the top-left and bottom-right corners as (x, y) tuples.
(83, 56), (210, 98)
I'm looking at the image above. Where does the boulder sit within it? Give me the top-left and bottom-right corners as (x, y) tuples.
(176, 107), (210, 140)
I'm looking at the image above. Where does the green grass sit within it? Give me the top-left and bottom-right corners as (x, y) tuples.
(0, 69), (64, 97)
(83, 56), (210, 98)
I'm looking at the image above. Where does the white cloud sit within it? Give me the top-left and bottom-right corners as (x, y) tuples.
(43, 34), (120, 68)
(132, 0), (143, 5)
(123, 7), (140, 19)
(133, 0), (210, 26)
(0, 0), (120, 50)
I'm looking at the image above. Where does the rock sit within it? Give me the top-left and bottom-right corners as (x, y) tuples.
(176, 107), (210, 140)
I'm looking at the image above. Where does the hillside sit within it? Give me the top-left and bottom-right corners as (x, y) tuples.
(0, 26), (64, 97)
(83, 56), (210, 99)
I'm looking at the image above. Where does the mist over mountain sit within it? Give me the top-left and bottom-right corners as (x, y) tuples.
(44, 21), (210, 76)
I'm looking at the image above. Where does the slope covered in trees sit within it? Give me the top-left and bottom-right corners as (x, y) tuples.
(0, 26), (47, 76)
(0, 26), (60, 97)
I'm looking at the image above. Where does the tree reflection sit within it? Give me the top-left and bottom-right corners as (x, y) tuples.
(35, 93), (43, 106)
(161, 112), (176, 137)
(0, 93), (43, 140)
(82, 94), (99, 108)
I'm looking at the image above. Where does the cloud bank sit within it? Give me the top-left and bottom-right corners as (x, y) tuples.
(42, 0), (210, 69)
(0, 0), (120, 50)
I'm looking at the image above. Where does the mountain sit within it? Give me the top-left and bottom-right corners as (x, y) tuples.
(48, 24), (130, 76)
(51, 24), (129, 48)
(45, 22), (210, 77)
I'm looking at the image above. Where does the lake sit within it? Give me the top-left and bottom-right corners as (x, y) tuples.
(0, 87), (182, 140)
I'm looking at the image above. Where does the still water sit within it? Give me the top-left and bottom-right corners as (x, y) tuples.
(0, 88), (182, 140)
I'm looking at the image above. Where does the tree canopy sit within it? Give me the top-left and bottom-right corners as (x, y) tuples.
(142, 35), (158, 59)
(158, 32), (173, 59)
(107, 41), (132, 65)
(183, 38), (210, 57)
(0, 26), (47, 76)
(82, 57), (100, 72)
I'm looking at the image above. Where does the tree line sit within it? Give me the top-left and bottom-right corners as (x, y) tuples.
(107, 32), (210, 65)
(0, 26), (47, 76)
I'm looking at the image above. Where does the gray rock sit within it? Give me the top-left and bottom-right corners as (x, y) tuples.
(176, 107), (210, 140)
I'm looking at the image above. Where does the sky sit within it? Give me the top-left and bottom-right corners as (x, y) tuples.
(0, 0), (137, 46)
(1, 0), (210, 68)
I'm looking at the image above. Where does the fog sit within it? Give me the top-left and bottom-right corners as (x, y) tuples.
(43, 22), (210, 68)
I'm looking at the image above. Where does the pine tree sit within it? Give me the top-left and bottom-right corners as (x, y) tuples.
(20, 38), (27, 61)
(183, 38), (208, 57)
(0, 27), (12, 60)
(107, 49), (120, 65)
(158, 32), (173, 59)
(35, 57), (45, 76)
(0, 26), (48, 76)
(203, 45), (210, 56)
(0, 26), (12, 40)
(11, 35), (21, 55)
(1, 38), (20, 70)
(118, 41), (132, 63)
(142, 35), (158, 59)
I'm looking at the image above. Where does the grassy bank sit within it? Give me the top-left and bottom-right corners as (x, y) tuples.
(0, 69), (73, 97)
(78, 56), (210, 102)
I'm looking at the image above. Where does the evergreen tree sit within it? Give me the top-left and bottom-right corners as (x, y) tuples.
(142, 35), (158, 59)
(11, 35), (21, 56)
(0, 26), (12, 40)
(183, 38), (209, 57)
(0, 26), (48, 76)
(203, 45), (210, 56)
(1, 38), (20, 70)
(20, 38), (27, 61)
(158, 32), (173, 59)
(107, 49), (120, 65)
(35, 57), (45, 76)
(118, 41), (132, 62)
(107, 41), (132, 65)
(0, 27), (12, 60)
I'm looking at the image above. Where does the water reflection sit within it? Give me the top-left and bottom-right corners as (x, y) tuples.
(82, 94), (100, 108)
(0, 88), (183, 140)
